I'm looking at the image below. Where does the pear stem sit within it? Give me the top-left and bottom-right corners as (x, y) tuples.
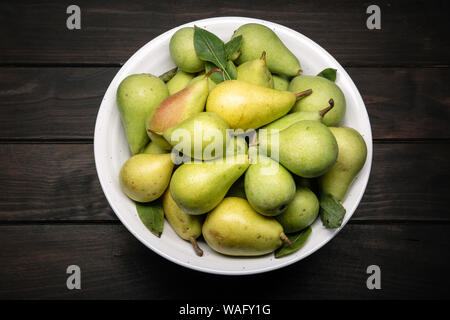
(294, 89), (312, 99)
(205, 68), (222, 78)
(319, 99), (335, 117)
(260, 51), (267, 62)
(189, 237), (204, 257)
(280, 233), (293, 247)
(159, 67), (178, 82)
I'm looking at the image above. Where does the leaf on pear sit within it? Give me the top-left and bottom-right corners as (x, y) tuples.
(193, 26), (231, 80)
(136, 200), (164, 237)
(226, 60), (237, 80)
(275, 227), (312, 258)
(317, 68), (337, 82)
(320, 193), (346, 228)
(225, 35), (242, 60)
(205, 60), (237, 84)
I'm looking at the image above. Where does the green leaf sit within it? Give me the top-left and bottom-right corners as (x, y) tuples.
(205, 62), (225, 83)
(226, 60), (237, 80)
(205, 60), (237, 84)
(225, 35), (242, 60)
(136, 200), (164, 237)
(320, 193), (346, 228)
(193, 26), (232, 80)
(317, 68), (337, 82)
(275, 227), (312, 258)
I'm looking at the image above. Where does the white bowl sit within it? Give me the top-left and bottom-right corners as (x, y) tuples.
(94, 17), (373, 275)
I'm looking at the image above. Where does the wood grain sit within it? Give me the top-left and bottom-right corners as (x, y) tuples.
(0, 223), (448, 299)
(0, 143), (449, 222)
(1, 67), (449, 141)
(0, 0), (449, 66)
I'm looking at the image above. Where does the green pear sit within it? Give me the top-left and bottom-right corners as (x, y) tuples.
(202, 197), (290, 256)
(167, 70), (195, 95)
(117, 74), (169, 154)
(170, 154), (249, 215)
(289, 75), (346, 126)
(169, 27), (204, 73)
(188, 72), (216, 92)
(142, 141), (167, 154)
(260, 120), (338, 178)
(276, 187), (319, 233)
(147, 69), (219, 136)
(162, 189), (204, 256)
(119, 153), (174, 202)
(206, 80), (311, 130)
(263, 99), (335, 133)
(236, 51), (274, 88)
(319, 127), (367, 201)
(272, 74), (289, 91)
(245, 155), (296, 216)
(163, 112), (231, 160)
(232, 23), (301, 76)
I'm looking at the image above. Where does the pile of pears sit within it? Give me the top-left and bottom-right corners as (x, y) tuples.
(116, 23), (367, 258)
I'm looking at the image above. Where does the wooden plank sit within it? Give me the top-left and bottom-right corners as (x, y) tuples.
(1, 67), (449, 140)
(0, 143), (449, 222)
(0, 223), (448, 299)
(0, 144), (113, 221)
(0, 68), (117, 140)
(0, 0), (449, 66)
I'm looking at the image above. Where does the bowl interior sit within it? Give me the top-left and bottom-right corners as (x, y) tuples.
(94, 17), (373, 275)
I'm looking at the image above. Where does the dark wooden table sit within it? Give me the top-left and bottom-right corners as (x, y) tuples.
(0, 0), (449, 299)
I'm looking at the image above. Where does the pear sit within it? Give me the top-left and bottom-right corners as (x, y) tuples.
(169, 27), (204, 73)
(119, 153), (174, 202)
(188, 73), (216, 93)
(142, 141), (167, 154)
(163, 112), (231, 160)
(260, 120), (338, 178)
(206, 80), (311, 130)
(162, 190), (204, 256)
(202, 197), (291, 256)
(276, 187), (319, 233)
(263, 99), (334, 133)
(170, 154), (249, 215)
(245, 155), (296, 216)
(236, 51), (274, 88)
(147, 69), (220, 136)
(319, 127), (367, 201)
(167, 70), (195, 95)
(232, 23), (301, 77)
(272, 74), (289, 91)
(289, 75), (346, 126)
(117, 74), (169, 154)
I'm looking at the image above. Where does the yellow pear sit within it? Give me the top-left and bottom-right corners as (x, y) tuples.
(162, 190), (204, 256)
(202, 197), (290, 256)
(206, 80), (311, 130)
(119, 153), (174, 202)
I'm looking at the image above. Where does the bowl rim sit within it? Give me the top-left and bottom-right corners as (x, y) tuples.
(94, 16), (373, 275)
